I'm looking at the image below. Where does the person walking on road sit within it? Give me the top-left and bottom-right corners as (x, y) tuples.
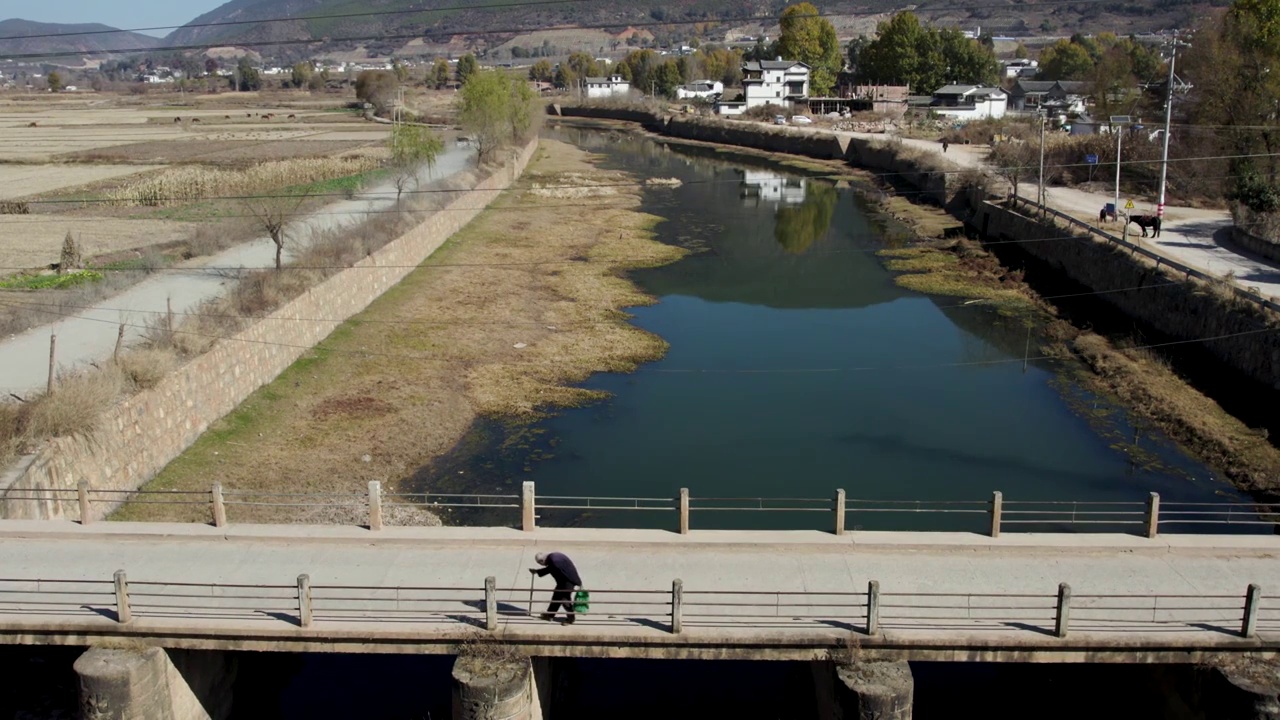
(530, 551), (583, 625)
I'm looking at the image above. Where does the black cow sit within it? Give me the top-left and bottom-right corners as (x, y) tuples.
(1127, 214), (1162, 238)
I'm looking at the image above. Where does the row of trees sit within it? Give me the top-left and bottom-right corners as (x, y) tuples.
(847, 12), (1000, 93)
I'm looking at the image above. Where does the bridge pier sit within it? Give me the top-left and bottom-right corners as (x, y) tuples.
(835, 660), (914, 720)
(74, 646), (236, 720)
(451, 653), (534, 720)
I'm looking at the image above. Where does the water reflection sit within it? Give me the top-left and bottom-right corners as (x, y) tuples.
(774, 181), (837, 254)
(740, 170), (808, 206)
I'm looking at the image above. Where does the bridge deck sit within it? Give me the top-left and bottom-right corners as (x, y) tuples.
(1, 522), (1278, 661)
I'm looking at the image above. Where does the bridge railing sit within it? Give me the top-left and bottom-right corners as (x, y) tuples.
(5, 481), (1278, 538)
(0, 573), (1268, 641)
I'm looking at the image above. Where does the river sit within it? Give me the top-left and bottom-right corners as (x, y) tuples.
(414, 127), (1251, 533)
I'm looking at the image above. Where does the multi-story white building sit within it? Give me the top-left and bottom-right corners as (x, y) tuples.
(716, 59), (810, 116)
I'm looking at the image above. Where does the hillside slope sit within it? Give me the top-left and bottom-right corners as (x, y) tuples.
(0, 19), (163, 56)
(166, 0), (1224, 56)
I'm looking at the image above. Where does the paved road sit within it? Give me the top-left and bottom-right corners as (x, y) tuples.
(832, 128), (1280, 301)
(0, 145), (475, 397)
(0, 523), (1277, 646)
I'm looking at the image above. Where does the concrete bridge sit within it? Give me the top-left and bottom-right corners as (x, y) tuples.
(4, 520), (1280, 718)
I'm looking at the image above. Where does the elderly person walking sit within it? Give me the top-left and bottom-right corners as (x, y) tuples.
(530, 551), (582, 625)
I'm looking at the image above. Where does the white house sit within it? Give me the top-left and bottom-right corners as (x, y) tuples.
(676, 79), (723, 100)
(585, 75), (630, 99)
(930, 85), (1008, 119)
(716, 59), (810, 115)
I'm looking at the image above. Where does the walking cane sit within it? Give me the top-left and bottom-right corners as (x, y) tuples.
(527, 570), (535, 616)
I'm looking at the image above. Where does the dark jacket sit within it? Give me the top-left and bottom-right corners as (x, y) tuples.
(535, 552), (582, 587)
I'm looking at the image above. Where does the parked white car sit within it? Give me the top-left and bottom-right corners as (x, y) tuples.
(773, 115), (787, 125)
(790, 115), (813, 125)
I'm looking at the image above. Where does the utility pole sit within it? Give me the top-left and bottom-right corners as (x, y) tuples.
(1038, 113), (1047, 214)
(1114, 120), (1124, 222)
(1156, 31), (1190, 220)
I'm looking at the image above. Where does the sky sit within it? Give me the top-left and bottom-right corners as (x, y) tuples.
(0, 0), (228, 35)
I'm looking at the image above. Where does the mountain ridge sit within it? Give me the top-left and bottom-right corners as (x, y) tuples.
(0, 18), (163, 56)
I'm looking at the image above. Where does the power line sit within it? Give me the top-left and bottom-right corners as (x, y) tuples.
(0, 280), (1184, 328)
(9, 150), (1280, 208)
(0, 0), (1126, 61)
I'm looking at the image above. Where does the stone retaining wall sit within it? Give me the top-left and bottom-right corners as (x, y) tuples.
(0, 140), (538, 521)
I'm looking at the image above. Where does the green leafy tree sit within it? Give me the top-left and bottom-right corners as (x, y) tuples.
(456, 54), (479, 85)
(1037, 39), (1095, 80)
(432, 58), (451, 89)
(857, 12), (928, 89)
(1014, 42), (1030, 59)
(389, 124), (444, 202)
(529, 59), (553, 82)
(457, 71), (536, 161)
(290, 62), (313, 89)
(937, 28), (999, 86)
(47, 70), (63, 92)
(566, 52), (600, 79)
(233, 57), (261, 91)
(654, 60), (683, 97)
(392, 60), (410, 83)
(856, 12), (997, 92)
(355, 70), (398, 113)
(776, 2), (842, 95)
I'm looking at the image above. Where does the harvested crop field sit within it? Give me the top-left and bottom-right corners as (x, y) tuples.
(0, 164), (161, 200)
(125, 139), (685, 523)
(0, 216), (199, 270)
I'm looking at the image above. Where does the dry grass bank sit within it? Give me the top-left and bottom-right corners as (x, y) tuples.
(119, 139), (683, 523)
(881, 240), (1280, 497)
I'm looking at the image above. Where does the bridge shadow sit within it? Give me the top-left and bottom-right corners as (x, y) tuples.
(264, 611), (301, 627)
(84, 606), (122, 622)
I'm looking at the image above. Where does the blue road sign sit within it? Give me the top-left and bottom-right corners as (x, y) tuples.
(1086, 154), (1099, 164)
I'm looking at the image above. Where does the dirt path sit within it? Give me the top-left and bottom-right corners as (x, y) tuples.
(119, 139), (684, 523)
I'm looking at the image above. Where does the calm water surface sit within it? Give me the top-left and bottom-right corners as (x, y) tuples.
(416, 128), (1248, 532)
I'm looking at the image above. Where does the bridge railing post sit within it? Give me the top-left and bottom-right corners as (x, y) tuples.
(368, 481), (383, 531)
(485, 576), (497, 631)
(78, 481), (91, 525)
(671, 579), (683, 634)
(521, 481), (536, 532)
(114, 570), (131, 624)
(1145, 492), (1160, 539)
(679, 488), (690, 535)
(990, 491), (1003, 538)
(1054, 583), (1071, 638)
(1242, 583), (1262, 639)
(834, 489), (846, 536)
(211, 482), (227, 528)
(297, 574), (312, 628)
(866, 580), (880, 635)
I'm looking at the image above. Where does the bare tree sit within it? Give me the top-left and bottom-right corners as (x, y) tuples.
(244, 194), (307, 270)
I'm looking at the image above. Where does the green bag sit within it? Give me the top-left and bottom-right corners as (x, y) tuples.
(573, 590), (590, 614)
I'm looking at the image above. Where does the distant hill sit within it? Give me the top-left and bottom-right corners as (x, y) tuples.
(0, 19), (163, 57)
(167, 0), (1221, 59)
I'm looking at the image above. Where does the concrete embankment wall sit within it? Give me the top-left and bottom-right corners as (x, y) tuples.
(0, 140), (538, 521)
(970, 200), (1280, 390)
(552, 104), (952, 204)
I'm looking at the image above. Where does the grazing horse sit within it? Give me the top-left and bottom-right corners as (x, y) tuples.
(1127, 214), (1162, 238)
